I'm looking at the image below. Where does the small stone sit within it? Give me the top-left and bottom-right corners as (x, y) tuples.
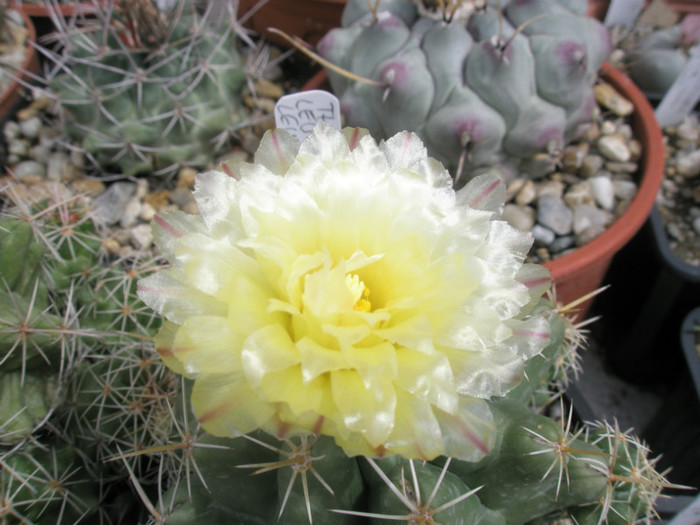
(580, 154), (605, 178)
(535, 246), (551, 263)
(177, 167), (198, 188)
(71, 178), (105, 196)
(139, 202), (157, 222)
(144, 189), (171, 211)
(502, 204), (536, 231)
(169, 186), (196, 210)
(589, 176), (616, 211)
(520, 154), (556, 178)
(600, 120), (617, 135)
(252, 78), (285, 99)
(182, 200), (200, 215)
(617, 123), (633, 140)
(18, 115), (42, 139)
(3, 121), (20, 142)
(536, 180), (565, 199)
(605, 161), (638, 174)
(69, 148), (85, 168)
(564, 181), (595, 208)
(677, 119), (700, 143)
(29, 144), (51, 164)
(537, 194), (573, 235)
(676, 150), (700, 178)
(576, 224), (607, 246)
(579, 121), (601, 142)
(531, 224), (556, 245)
(130, 224), (153, 250)
(120, 197), (143, 229)
(135, 178), (149, 199)
(11, 160), (46, 181)
(515, 179), (537, 205)
(549, 235), (576, 254)
(666, 222), (684, 242)
(102, 238), (122, 256)
(573, 204), (613, 235)
(594, 83), (634, 116)
(597, 134), (631, 162)
(693, 217), (700, 236)
(561, 143), (589, 173)
(253, 97), (276, 114)
(613, 179), (638, 202)
(628, 139), (642, 161)
(38, 127), (58, 149)
(46, 152), (71, 181)
(505, 178), (526, 202)
(8, 138), (29, 157)
(92, 182), (137, 226)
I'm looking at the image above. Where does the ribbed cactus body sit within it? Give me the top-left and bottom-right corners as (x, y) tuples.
(625, 15), (700, 97)
(46, 0), (248, 176)
(450, 399), (608, 525)
(318, 0), (612, 178)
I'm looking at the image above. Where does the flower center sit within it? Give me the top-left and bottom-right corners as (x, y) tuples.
(345, 274), (372, 312)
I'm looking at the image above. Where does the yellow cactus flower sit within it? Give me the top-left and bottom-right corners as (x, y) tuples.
(138, 124), (552, 461)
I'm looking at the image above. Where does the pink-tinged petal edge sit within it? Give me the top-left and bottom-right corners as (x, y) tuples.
(456, 417), (491, 456)
(512, 329), (549, 339)
(154, 215), (183, 238)
(348, 128), (361, 151)
(469, 179), (501, 209)
(522, 276), (551, 289)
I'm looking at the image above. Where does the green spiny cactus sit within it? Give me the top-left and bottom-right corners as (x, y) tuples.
(316, 0), (612, 181)
(1, 182), (173, 522)
(41, 0), (250, 177)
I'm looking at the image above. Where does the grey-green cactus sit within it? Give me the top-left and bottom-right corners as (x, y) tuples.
(624, 14), (700, 97)
(41, 0), (250, 177)
(316, 0), (612, 180)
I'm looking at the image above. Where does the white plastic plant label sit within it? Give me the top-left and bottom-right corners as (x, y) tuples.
(655, 48), (700, 128)
(274, 90), (342, 142)
(604, 0), (645, 26)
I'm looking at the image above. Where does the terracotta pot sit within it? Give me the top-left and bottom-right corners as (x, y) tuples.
(542, 65), (663, 317)
(237, 0), (346, 47)
(0, 5), (40, 119)
(301, 64), (664, 319)
(11, 1), (96, 17)
(586, 0), (609, 20)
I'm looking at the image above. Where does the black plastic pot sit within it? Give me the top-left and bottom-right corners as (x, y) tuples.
(642, 306), (700, 492)
(599, 206), (700, 383)
(681, 307), (700, 405)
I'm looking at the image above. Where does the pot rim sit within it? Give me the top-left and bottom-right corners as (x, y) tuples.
(0, 4), (41, 116)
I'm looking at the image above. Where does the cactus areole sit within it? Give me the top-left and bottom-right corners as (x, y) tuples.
(316, 0), (613, 180)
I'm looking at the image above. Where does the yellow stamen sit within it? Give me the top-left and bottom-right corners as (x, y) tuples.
(346, 274), (372, 312)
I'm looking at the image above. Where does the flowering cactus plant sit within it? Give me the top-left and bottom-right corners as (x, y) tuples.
(138, 123), (552, 461)
(134, 124), (671, 523)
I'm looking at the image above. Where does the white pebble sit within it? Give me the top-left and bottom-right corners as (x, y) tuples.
(693, 217), (700, 236)
(613, 179), (638, 201)
(130, 224), (153, 250)
(589, 176), (616, 211)
(18, 116), (42, 139)
(11, 160), (46, 181)
(597, 134), (631, 162)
